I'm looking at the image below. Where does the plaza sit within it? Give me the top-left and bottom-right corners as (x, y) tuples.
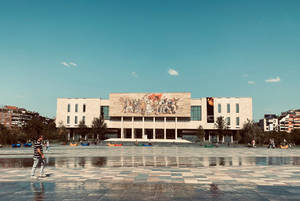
(0, 145), (300, 200)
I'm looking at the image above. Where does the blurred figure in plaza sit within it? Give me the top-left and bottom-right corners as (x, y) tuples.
(268, 138), (275, 149)
(251, 139), (256, 148)
(31, 135), (46, 177)
(248, 139), (256, 148)
(45, 140), (50, 152)
(283, 139), (287, 146)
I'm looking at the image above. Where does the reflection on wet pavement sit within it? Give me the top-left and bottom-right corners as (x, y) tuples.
(1, 156), (300, 168)
(1, 181), (300, 201)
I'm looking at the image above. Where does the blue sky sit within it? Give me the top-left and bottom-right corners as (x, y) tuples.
(0, 0), (299, 120)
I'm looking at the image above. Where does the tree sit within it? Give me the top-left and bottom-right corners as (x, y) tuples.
(43, 119), (57, 140)
(241, 120), (263, 144)
(78, 120), (89, 140)
(195, 125), (205, 142)
(215, 116), (227, 141)
(23, 116), (45, 140)
(235, 130), (242, 144)
(291, 129), (300, 145)
(92, 116), (107, 140)
(57, 121), (68, 142)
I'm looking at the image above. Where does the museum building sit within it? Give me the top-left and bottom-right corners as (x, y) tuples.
(56, 93), (252, 143)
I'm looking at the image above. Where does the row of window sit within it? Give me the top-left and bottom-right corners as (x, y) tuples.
(67, 104), (86, 113)
(66, 104), (239, 122)
(218, 103), (239, 113)
(225, 117), (240, 126)
(67, 116), (85, 125)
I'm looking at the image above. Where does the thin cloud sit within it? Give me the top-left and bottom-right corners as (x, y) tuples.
(61, 62), (70, 67)
(265, 76), (280, 83)
(242, 74), (249, 78)
(131, 72), (138, 78)
(69, 62), (77, 67)
(168, 68), (179, 76)
(248, 81), (255, 85)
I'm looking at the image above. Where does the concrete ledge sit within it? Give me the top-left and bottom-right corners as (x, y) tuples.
(104, 138), (192, 143)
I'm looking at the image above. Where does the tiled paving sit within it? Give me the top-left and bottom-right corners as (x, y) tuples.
(0, 145), (300, 200)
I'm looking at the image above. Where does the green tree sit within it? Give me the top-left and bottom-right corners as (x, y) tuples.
(241, 120), (263, 144)
(78, 120), (89, 140)
(215, 116), (227, 141)
(43, 119), (57, 140)
(57, 121), (68, 142)
(23, 116), (45, 140)
(195, 125), (205, 142)
(0, 125), (18, 145)
(291, 129), (300, 145)
(92, 116), (107, 140)
(235, 130), (242, 144)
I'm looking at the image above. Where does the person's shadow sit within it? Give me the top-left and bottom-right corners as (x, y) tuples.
(30, 181), (45, 201)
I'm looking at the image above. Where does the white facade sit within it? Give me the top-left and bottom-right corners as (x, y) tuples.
(56, 94), (252, 141)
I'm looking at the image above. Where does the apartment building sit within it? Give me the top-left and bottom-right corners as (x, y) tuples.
(0, 105), (38, 128)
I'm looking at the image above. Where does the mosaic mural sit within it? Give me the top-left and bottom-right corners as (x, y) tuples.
(109, 93), (191, 117)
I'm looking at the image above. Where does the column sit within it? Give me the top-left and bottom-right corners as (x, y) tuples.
(164, 117), (166, 140)
(121, 117), (124, 139)
(153, 117), (156, 139)
(142, 117), (145, 139)
(175, 117), (178, 140)
(131, 117), (134, 139)
(231, 135), (233, 143)
(208, 133), (211, 142)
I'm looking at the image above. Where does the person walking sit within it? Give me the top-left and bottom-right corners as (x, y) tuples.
(31, 135), (46, 178)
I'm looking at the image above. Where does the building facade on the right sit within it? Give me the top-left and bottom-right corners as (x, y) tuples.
(279, 109), (300, 133)
(259, 114), (279, 132)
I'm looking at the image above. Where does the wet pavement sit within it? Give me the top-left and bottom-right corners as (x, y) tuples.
(0, 145), (300, 200)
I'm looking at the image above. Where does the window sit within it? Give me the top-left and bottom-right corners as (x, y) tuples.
(82, 116), (85, 124)
(75, 104), (78, 112)
(191, 106), (201, 121)
(226, 117), (230, 125)
(166, 117), (175, 122)
(83, 104), (86, 113)
(75, 116), (78, 124)
(145, 117), (153, 122)
(218, 104), (221, 113)
(236, 117), (240, 126)
(227, 104), (230, 113)
(155, 117), (164, 122)
(67, 116), (70, 124)
(236, 103), (239, 113)
(123, 117), (131, 121)
(101, 106), (109, 120)
(67, 104), (70, 112)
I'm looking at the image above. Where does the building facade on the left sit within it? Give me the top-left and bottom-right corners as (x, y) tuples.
(0, 105), (38, 128)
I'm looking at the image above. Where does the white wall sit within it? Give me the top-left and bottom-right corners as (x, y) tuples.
(56, 96), (252, 130)
(56, 98), (101, 128)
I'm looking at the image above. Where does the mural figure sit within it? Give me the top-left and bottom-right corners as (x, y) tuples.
(119, 93), (180, 115)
